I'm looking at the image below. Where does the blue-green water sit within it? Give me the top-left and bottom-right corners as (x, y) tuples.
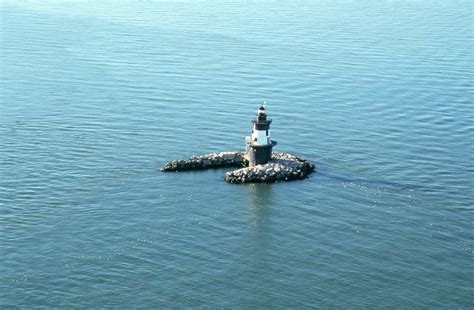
(1, 0), (473, 307)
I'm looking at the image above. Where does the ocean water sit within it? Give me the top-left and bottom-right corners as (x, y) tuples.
(1, 0), (473, 307)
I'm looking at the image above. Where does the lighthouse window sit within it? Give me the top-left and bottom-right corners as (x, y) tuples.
(266, 130), (268, 136)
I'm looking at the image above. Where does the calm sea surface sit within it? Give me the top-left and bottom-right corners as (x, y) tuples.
(1, 0), (473, 307)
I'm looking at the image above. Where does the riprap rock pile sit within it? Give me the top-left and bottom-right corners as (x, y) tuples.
(223, 152), (315, 183)
(162, 152), (247, 172)
(162, 151), (315, 183)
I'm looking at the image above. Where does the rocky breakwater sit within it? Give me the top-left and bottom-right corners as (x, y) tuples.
(162, 106), (316, 183)
(162, 152), (247, 172)
(224, 152), (315, 184)
(162, 151), (315, 183)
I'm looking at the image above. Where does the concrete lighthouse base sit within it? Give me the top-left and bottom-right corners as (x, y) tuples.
(162, 151), (315, 183)
(245, 140), (277, 167)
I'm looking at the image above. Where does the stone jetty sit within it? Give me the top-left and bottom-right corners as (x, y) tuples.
(224, 152), (315, 184)
(162, 152), (247, 172)
(162, 151), (315, 183)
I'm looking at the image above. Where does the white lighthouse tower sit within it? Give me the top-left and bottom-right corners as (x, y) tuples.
(245, 104), (277, 166)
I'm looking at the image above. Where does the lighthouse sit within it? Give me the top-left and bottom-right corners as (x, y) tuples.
(245, 104), (277, 166)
